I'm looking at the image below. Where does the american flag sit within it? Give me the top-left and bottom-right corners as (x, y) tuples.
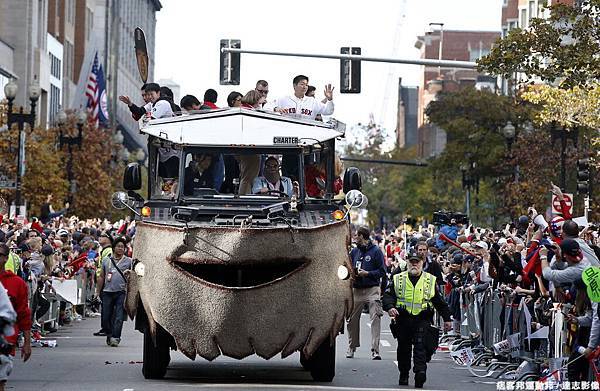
(85, 52), (109, 127)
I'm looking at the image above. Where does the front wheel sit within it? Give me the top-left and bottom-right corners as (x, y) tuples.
(308, 336), (336, 382)
(142, 325), (171, 379)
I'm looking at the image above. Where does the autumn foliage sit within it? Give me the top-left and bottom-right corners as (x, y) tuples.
(0, 102), (124, 219)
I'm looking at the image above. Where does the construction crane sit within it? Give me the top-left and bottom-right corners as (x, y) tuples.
(378, 0), (408, 131)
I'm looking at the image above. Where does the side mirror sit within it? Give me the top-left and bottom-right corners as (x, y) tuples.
(345, 190), (368, 209)
(123, 163), (142, 191)
(343, 167), (362, 193)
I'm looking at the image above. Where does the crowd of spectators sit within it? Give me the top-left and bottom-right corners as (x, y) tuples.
(0, 198), (136, 387)
(364, 183), (600, 382)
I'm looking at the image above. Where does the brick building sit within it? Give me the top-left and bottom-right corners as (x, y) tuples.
(414, 29), (500, 158)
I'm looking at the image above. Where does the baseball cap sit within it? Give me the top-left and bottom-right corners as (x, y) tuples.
(18, 243), (31, 253)
(57, 229), (69, 237)
(452, 252), (464, 264)
(407, 249), (422, 263)
(41, 244), (54, 256)
(560, 238), (582, 259)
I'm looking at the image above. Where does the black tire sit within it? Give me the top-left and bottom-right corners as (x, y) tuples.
(308, 336), (336, 382)
(142, 325), (171, 379)
(300, 351), (311, 370)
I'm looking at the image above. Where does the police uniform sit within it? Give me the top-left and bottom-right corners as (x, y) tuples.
(382, 261), (451, 388)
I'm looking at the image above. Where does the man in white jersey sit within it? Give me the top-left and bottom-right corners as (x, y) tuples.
(274, 75), (334, 120)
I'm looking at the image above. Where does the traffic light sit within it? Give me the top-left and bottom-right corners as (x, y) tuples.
(577, 158), (590, 195)
(340, 47), (361, 93)
(219, 39), (241, 85)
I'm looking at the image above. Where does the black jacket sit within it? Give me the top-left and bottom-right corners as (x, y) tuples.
(383, 272), (452, 322)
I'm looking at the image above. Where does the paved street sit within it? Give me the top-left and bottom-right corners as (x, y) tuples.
(9, 313), (498, 391)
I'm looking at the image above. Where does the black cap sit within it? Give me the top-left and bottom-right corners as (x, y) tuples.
(41, 244), (54, 257)
(560, 238), (582, 259)
(18, 243), (31, 253)
(407, 249), (422, 263)
(452, 252), (464, 264)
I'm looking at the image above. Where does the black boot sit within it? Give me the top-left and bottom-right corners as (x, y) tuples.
(398, 372), (409, 386)
(414, 372), (426, 388)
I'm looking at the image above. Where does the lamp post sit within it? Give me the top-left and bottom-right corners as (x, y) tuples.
(459, 158), (479, 220)
(135, 148), (145, 164)
(502, 121), (520, 183)
(4, 79), (40, 216)
(550, 122), (579, 190)
(57, 110), (86, 202)
(502, 121), (516, 156)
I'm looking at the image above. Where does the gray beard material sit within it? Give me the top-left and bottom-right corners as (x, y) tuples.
(126, 221), (353, 361)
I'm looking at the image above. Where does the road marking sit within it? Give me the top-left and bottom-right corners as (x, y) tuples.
(380, 340), (391, 347)
(175, 385), (449, 391)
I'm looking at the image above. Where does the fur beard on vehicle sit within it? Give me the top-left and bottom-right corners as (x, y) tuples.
(127, 221), (353, 361)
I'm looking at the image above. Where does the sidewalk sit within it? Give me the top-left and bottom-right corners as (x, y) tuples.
(10, 315), (143, 391)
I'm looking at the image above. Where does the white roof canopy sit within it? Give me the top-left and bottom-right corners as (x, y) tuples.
(140, 108), (345, 147)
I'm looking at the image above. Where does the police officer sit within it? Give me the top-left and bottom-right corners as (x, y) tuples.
(383, 249), (452, 388)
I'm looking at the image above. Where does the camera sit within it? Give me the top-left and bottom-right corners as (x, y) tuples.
(432, 211), (468, 226)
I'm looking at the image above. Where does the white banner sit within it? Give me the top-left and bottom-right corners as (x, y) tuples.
(51, 278), (80, 304)
(450, 347), (474, 366)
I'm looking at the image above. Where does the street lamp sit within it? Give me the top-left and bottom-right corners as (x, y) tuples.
(4, 78), (40, 216)
(119, 148), (130, 162)
(502, 121), (516, 155)
(113, 129), (124, 144)
(135, 148), (145, 164)
(57, 110), (85, 202)
(459, 160), (478, 222)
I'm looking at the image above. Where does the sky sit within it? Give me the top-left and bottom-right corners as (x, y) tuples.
(154, 0), (503, 136)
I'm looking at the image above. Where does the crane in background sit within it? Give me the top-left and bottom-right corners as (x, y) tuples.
(377, 0), (408, 133)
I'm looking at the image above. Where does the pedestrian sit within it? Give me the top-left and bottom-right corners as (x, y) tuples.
(0, 243), (31, 390)
(346, 226), (386, 360)
(383, 248), (452, 388)
(95, 236), (132, 347)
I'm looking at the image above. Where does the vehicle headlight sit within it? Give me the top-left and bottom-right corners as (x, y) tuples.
(134, 262), (145, 277)
(337, 265), (350, 280)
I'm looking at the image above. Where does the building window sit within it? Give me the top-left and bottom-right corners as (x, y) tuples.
(49, 84), (61, 123)
(50, 53), (62, 80)
(529, 1), (536, 20)
(64, 41), (74, 80)
(520, 9), (528, 28)
(86, 8), (94, 41)
(67, 0), (75, 24)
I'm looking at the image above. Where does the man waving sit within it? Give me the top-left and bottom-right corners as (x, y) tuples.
(275, 75), (334, 121)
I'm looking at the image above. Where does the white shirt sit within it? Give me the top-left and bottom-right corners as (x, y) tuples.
(151, 100), (174, 119)
(274, 95), (334, 120)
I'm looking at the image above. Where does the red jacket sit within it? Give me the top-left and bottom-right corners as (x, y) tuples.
(0, 270), (31, 348)
(305, 165), (342, 197)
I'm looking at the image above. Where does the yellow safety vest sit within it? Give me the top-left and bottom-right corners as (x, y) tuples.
(6, 252), (21, 274)
(393, 271), (436, 316)
(96, 247), (113, 276)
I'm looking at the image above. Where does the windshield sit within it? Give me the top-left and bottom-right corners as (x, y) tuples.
(181, 148), (302, 198)
(148, 142), (344, 201)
